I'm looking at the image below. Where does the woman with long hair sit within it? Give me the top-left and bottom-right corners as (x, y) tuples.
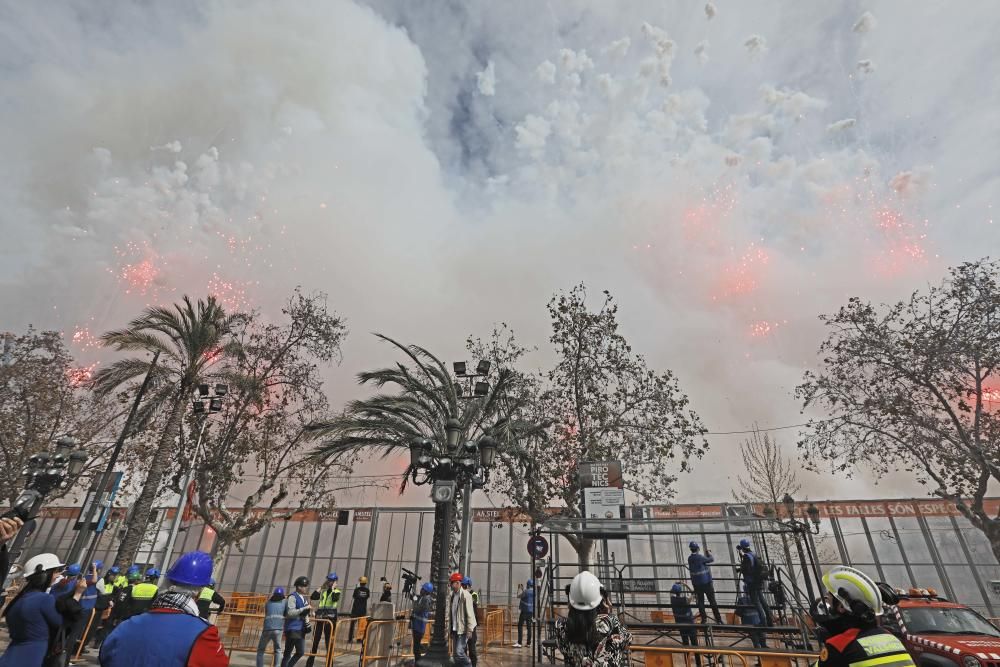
(555, 571), (632, 667)
(0, 553), (84, 667)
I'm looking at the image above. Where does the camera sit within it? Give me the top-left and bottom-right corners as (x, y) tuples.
(401, 568), (420, 595)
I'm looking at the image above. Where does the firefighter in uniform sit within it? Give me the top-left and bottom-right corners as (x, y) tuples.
(812, 566), (916, 667)
(305, 573), (341, 667)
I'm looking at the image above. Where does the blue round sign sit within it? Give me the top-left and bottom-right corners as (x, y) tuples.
(527, 535), (549, 559)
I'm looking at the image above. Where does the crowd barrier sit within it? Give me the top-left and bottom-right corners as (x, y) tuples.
(630, 644), (819, 667)
(214, 611), (337, 667)
(481, 609), (506, 654)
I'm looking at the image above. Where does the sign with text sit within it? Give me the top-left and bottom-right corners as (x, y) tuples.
(74, 472), (123, 531)
(353, 508), (374, 522)
(577, 461), (623, 489)
(584, 487), (625, 519)
(607, 578), (657, 594)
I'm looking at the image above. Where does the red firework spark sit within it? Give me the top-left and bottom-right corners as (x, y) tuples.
(713, 244), (770, 301)
(66, 362), (99, 388)
(206, 273), (253, 312)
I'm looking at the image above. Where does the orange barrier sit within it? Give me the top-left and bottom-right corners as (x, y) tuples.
(215, 612), (337, 667)
(481, 609), (505, 654)
(360, 618), (409, 666)
(630, 643), (819, 667)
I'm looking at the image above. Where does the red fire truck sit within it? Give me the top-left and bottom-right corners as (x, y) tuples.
(882, 587), (1000, 667)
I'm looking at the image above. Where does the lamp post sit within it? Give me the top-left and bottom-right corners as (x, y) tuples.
(777, 494), (823, 602)
(452, 359), (492, 574)
(410, 418), (497, 667)
(5, 436), (88, 569)
(158, 383), (227, 574)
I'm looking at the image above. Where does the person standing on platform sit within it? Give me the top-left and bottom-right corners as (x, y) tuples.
(735, 587), (767, 648)
(669, 583), (702, 667)
(737, 539), (773, 627)
(305, 573), (340, 667)
(687, 542), (723, 623)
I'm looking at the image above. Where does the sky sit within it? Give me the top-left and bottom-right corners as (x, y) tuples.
(2, 1), (999, 508)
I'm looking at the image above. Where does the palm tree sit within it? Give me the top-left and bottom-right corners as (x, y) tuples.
(308, 334), (540, 591)
(93, 296), (242, 565)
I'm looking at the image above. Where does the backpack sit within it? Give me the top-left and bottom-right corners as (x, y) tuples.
(750, 552), (770, 581)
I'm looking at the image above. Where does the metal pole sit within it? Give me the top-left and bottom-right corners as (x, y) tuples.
(803, 527), (823, 595)
(790, 527), (815, 602)
(418, 488), (455, 667)
(458, 482), (473, 573)
(73, 351), (161, 567)
(158, 418), (207, 575)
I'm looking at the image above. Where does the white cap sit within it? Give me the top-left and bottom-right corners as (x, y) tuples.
(568, 571), (603, 610)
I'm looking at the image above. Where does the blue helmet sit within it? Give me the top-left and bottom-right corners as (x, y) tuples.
(671, 582), (683, 594)
(526, 579), (534, 588)
(65, 563), (81, 577)
(145, 567), (160, 580)
(108, 566), (121, 575)
(421, 582), (434, 594)
(126, 565), (142, 582)
(327, 572), (339, 582)
(93, 560), (104, 571)
(738, 538), (751, 549)
(274, 586), (286, 596)
(689, 541), (700, 551)
(462, 576), (472, 586)
(165, 550), (214, 587)
(127, 565), (141, 574)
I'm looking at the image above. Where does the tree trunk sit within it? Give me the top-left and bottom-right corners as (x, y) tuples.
(115, 392), (186, 565)
(212, 539), (232, 581)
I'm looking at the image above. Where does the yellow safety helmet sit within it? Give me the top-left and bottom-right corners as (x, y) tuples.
(360, 576), (368, 585)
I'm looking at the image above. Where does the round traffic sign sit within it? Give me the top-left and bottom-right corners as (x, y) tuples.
(527, 535), (549, 559)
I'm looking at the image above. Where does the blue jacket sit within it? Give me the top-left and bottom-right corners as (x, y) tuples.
(519, 587), (535, 614)
(264, 599), (285, 632)
(410, 594), (433, 634)
(670, 593), (694, 623)
(48, 578), (75, 599)
(687, 552), (715, 586)
(80, 581), (100, 611)
(284, 592), (309, 633)
(0, 589), (65, 667)
(100, 608), (226, 667)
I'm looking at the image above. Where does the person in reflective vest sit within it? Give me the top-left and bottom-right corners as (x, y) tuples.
(281, 576), (312, 667)
(108, 567), (141, 629)
(127, 568), (161, 618)
(305, 573), (340, 667)
(92, 565), (121, 649)
(99, 550), (228, 667)
(811, 566), (915, 667)
(197, 579), (226, 620)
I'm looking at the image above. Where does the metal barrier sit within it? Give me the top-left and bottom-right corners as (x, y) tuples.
(629, 644), (819, 667)
(360, 618), (410, 667)
(215, 612), (337, 667)
(481, 609), (506, 654)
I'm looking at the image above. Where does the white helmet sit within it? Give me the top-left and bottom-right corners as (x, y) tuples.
(568, 571), (603, 611)
(24, 553), (64, 576)
(822, 565), (883, 616)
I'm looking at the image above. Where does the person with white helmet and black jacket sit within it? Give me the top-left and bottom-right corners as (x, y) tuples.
(811, 566), (916, 667)
(0, 552), (85, 667)
(555, 571), (632, 667)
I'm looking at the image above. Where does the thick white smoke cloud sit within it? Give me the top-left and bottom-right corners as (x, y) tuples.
(3, 1), (999, 506)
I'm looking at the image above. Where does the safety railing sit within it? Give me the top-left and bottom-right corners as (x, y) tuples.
(629, 643), (819, 667)
(214, 611), (338, 667)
